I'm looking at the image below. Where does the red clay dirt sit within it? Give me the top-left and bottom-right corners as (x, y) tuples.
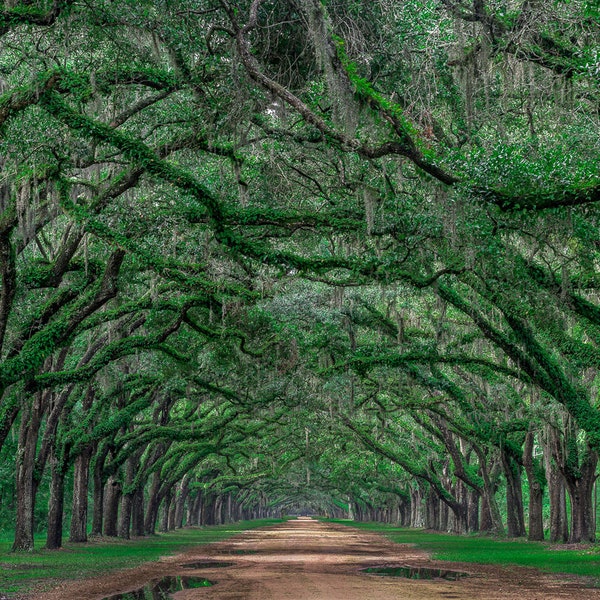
(27, 518), (600, 600)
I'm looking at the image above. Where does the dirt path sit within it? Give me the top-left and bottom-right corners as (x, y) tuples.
(28, 518), (599, 600)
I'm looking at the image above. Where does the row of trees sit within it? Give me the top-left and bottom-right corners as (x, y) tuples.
(0, 0), (599, 549)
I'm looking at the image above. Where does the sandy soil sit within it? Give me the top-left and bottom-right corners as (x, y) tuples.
(26, 518), (600, 600)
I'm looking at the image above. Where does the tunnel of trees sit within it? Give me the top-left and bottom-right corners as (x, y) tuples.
(0, 0), (599, 551)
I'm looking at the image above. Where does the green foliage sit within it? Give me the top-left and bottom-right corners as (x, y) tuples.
(0, 0), (600, 556)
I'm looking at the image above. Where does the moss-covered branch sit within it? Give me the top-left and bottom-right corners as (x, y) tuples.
(0, 1), (75, 37)
(33, 310), (186, 389)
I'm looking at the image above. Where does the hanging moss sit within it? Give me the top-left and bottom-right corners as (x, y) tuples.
(504, 313), (600, 450)
(33, 313), (188, 389)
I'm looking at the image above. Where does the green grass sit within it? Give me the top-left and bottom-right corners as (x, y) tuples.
(328, 520), (600, 583)
(0, 519), (284, 596)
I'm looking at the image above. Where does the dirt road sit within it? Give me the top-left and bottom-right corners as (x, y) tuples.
(29, 518), (600, 600)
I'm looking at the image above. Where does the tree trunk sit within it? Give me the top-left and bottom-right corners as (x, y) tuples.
(160, 488), (173, 532)
(91, 443), (108, 536)
(202, 494), (215, 525)
(69, 387), (96, 543)
(565, 448), (598, 543)
(467, 488), (480, 532)
(69, 446), (92, 542)
(425, 489), (440, 530)
(226, 492), (233, 524)
(213, 495), (223, 526)
(501, 446), (526, 537)
(549, 470), (568, 542)
(13, 453), (37, 551)
(118, 452), (139, 539)
(439, 497), (448, 531)
(12, 392), (44, 551)
(144, 472), (162, 534)
(187, 492), (201, 526)
(544, 428), (568, 542)
(103, 476), (121, 537)
(46, 451), (66, 550)
(118, 492), (133, 539)
(174, 481), (189, 529)
(168, 493), (177, 530)
(409, 487), (423, 528)
(523, 431), (545, 541)
(477, 453), (504, 534)
(446, 481), (468, 534)
(131, 488), (145, 537)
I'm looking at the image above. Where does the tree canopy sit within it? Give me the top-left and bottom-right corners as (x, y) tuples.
(0, 0), (599, 550)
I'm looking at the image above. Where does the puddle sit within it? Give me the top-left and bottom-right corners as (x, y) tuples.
(218, 549), (258, 555)
(362, 565), (468, 581)
(183, 560), (235, 569)
(102, 575), (213, 599)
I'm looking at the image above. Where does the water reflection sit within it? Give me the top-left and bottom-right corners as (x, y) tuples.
(183, 560), (235, 569)
(102, 575), (213, 599)
(363, 565), (468, 580)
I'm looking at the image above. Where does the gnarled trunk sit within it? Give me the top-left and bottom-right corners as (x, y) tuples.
(565, 448), (598, 543)
(476, 448), (504, 534)
(544, 427), (568, 542)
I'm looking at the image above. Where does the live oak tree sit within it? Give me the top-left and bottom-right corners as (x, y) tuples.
(0, 0), (599, 548)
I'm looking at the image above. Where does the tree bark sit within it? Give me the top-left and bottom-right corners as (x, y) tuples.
(118, 492), (133, 539)
(103, 476), (121, 537)
(91, 444), (107, 537)
(144, 471), (162, 534)
(69, 445), (92, 542)
(544, 427), (568, 542)
(174, 477), (191, 528)
(425, 489), (440, 530)
(202, 494), (215, 525)
(501, 445), (526, 537)
(12, 391), (45, 551)
(523, 431), (545, 541)
(46, 450), (66, 550)
(565, 447), (598, 543)
(160, 488), (173, 532)
(467, 488), (480, 532)
(475, 449), (504, 534)
(131, 488), (146, 537)
(118, 451), (139, 539)
(187, 492), (201, 526)
(409, 487), (423, 528)
(168, 496), (177, 530)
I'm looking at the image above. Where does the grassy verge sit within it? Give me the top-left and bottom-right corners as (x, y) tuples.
(0, 519), (284, 597)
(328, 520), (600, 583)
